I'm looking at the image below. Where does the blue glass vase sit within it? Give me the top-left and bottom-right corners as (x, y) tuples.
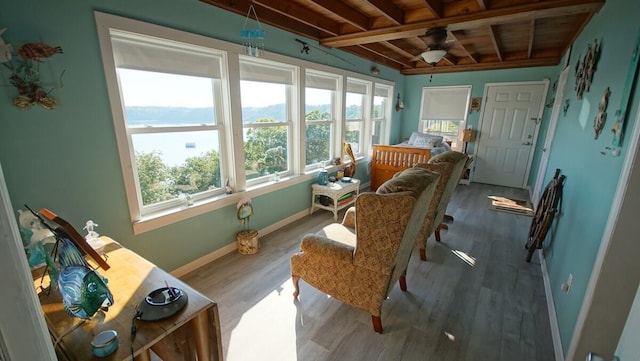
(317, 169), (328, 185)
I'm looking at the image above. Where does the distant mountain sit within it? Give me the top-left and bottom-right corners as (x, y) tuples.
(125, 103), (354, 125)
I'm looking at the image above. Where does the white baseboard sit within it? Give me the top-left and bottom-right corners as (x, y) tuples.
(539, 250), (565, 361)
(171, 208), (311, 277)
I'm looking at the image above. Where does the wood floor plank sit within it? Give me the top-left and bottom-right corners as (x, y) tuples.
(181, 183), (556, 361)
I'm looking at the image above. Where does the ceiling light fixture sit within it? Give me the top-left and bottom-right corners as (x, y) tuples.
(421, 49), (446, 65)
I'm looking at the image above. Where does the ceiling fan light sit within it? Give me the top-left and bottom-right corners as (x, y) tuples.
(421, 49), (447, 64)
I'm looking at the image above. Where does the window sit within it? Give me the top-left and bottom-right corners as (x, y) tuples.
(305, 70), (340, 169)
(239, 57), (297, 184)
(419, 85), (472, 150)
(96, 12), (394, 233)
(345, 78), (371, 156)
(108, 30), (228, 217)
(372, 84), (392, 148)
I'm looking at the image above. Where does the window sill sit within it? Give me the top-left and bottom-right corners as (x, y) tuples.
(132, 173), (316, 234)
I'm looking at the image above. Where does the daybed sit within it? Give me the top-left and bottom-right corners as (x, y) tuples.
(370, 132), (451, 191)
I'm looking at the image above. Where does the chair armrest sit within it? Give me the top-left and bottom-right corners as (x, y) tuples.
(341, 206), (356, 228)
(300, 234), (354, 263)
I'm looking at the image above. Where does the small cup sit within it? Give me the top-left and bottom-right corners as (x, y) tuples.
(336, 170), (344, 180)
(92, 330), (119, 357)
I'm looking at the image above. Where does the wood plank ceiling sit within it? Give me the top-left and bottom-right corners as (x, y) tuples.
(201, 0), (605, 75)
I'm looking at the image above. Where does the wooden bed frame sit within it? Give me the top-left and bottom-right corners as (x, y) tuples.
(370, 145), (432, 191)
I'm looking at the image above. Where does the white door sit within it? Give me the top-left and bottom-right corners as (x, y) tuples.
(533, 67), (569, 203)
(473, 81), (548, 188)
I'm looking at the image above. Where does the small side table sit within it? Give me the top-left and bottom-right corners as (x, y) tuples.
(310, 178), (360, 221)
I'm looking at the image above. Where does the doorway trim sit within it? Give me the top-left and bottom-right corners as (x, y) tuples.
(533, 68), (570, 204)
(476, 80), (549, 188)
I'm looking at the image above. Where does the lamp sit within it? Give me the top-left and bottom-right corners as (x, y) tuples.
(421, 49), (447, 65)
(395, 93), (404, 112)
(462, 128), (476, 154)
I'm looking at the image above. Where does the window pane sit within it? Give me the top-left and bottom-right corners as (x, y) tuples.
(306, 123), (331, 165)
(345, 121), (361, 154)
(373, 96), (385, 119)
(423, 120), (461, 148)
(241, 80), (286, 123)
(243, 124), (289, 179)
(119, 69), (216, 126)
(346, 92), (363, 119)
(371, 120), (382, 145)
(305, 88), (332, 121)
(132, 130), (222, 206)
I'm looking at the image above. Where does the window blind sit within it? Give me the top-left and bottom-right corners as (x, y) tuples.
(111, 30), (223, 79)
(420, 86), (471, 120)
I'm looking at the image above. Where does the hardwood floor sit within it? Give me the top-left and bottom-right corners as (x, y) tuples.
(181, 183), (555, 361)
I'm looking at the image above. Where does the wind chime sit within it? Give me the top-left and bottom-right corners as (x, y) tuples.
(240, 2), (265, 57)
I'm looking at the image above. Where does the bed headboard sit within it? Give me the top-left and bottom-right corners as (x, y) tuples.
(370, 145), (432, 191)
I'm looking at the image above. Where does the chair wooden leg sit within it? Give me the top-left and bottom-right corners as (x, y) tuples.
(435, 225), (442, 242)
(419, 247), (427, 261)
(292, 275), (300, 298)
(399, 270), (407, 291)
(371, 315), (383, 334)
(440, 223), (449, 230)
(444, 214), (454, 223)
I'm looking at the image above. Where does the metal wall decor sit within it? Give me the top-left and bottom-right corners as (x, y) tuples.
(575, 39), (600, 100)
(593, 87), (610, 140)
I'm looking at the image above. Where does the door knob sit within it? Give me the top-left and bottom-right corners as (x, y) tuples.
(522, 141), (532, 145)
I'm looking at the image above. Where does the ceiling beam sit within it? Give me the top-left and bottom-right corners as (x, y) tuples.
(401, 57), (558, 75)
(309, 0), (370, 30)
(421, 0), (444, 18)
(364, 0), (405, 25)
(320, 0), (604, 48)
(527, 19), (535, 58)
(253, 0), (341, 35)
(488, 25), (503, 62)
(450, 30), (478, 64)
(476, 0), (487, 11)
(200, 0), (322, 39)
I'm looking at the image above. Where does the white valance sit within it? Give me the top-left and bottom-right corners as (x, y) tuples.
(346, 79), (369, 95)
(111, 30), (223, 79)
(240, 59), (295, 85)
(420, 86), (471, 120)
(305, 71), (338, 91)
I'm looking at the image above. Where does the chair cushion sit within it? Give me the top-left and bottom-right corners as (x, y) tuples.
(376, 167), (434, 198)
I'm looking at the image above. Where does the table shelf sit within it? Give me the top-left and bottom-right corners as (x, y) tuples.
(310, 178), (360, 220)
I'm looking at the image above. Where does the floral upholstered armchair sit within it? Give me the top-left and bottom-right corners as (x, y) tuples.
(290, 167), (440, 333)
(413, 151), (468, 261)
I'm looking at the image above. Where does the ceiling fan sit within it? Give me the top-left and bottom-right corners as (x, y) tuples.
(412, 27), (454, 65)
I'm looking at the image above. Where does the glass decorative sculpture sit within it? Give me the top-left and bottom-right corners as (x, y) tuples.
(57, 238), (114, 319)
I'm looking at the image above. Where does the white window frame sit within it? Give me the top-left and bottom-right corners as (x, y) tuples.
(371, 83), (393, 150)
(304, 69), (341, 170)
(96, 12), (394, 234)
(419, 85), (472, 151)
(239, 56), (298, 186)
(345, 77), (372, 158)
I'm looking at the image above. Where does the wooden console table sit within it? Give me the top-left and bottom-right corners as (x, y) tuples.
(33, 237), (223, 361)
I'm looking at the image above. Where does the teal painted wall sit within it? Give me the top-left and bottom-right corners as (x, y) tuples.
(539, 0), (640, 355)
(402, 66), (557, 179)
(0, 0), (403, 271)
(2, 0), (639, 355)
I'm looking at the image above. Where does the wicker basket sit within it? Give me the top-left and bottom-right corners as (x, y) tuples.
(237, 230), (259, 254)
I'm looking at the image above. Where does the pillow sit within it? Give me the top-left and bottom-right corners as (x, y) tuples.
(413, 135), (441, 148)
(407, 131), (421, 145)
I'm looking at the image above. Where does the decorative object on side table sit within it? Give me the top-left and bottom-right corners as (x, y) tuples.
(0, 28), (64, 110)
(343, 143), (356, 177)
(236, 197), (258, 254)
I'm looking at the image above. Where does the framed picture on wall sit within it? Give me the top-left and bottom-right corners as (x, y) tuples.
(470, 97), (481, 111)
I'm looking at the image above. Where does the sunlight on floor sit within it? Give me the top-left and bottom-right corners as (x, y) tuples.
(227, 279), (298, 361)
(451, 249), (476, 267)
(445, 331), (456, 341)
